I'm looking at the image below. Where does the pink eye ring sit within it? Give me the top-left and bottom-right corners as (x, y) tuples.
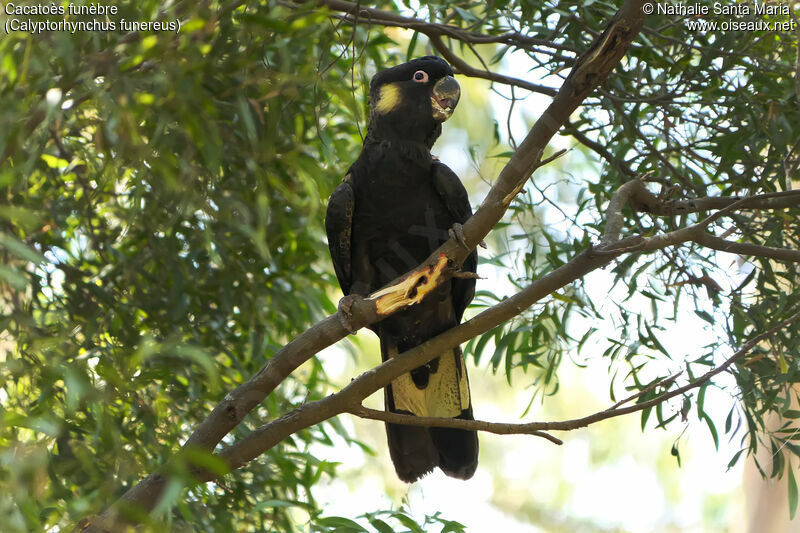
(412, 70), (428, 83)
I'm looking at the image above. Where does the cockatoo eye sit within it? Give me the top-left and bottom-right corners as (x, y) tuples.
(412, 70), (428, 83)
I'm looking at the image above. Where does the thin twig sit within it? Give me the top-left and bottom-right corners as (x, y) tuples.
(606, 371), (682, 411)
(347, 405), (564, 444)
(429, 34), (558, 97)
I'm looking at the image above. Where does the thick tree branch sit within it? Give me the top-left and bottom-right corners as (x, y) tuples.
(87, 176), (799, 531)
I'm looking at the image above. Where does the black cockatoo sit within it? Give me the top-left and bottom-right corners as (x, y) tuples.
(325, 57), (478, 482)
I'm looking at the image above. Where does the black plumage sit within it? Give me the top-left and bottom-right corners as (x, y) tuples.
(326, 56), (478, 482)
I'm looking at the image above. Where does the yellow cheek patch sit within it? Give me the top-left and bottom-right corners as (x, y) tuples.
(375, 83), (402, 114)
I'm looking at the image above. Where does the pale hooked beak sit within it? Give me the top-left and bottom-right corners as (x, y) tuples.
(431, 75), (460, 122)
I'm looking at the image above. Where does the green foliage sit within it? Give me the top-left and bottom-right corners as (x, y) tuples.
(1, 0), (799, 530)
